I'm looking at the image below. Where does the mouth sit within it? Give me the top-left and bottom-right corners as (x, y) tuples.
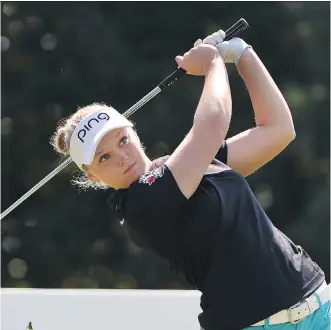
(124, 162), (136, 174)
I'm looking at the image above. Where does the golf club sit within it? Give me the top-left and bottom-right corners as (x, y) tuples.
(1, 18), (249, 220)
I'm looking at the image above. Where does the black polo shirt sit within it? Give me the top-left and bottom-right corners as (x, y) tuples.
(109, 144), (325, 330)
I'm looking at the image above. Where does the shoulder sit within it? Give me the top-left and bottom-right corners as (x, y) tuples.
(125, 164), (187, 218)
(136, 165), (167, 186)
(128, 165), (179, 196)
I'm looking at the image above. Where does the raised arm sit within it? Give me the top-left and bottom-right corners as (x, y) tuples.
(226, 48), (295, 176)
(165, 43), (232, 198)
(203, 33), (296, 177)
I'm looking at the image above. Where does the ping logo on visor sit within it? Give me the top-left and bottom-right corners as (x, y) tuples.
(77, 112), (110, 143)
(69, 107), (133, 169)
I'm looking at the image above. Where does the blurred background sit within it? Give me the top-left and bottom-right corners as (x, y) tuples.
(1, 2), (330, 289)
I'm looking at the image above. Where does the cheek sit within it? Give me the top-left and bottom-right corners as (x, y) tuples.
(96, 165), (123, 187)
(132, 146), (145, 162)
(90, 162), (114, 181)
(131, 136), (143, 154)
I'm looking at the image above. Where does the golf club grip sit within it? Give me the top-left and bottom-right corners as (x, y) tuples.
(158, 18), (249, 90)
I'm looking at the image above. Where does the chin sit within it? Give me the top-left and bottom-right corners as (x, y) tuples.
(132, 163), (144, 180)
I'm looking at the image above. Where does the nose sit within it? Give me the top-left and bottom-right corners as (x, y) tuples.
(118, 152), (129, 167)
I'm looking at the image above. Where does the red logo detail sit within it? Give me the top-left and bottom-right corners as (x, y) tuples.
(139, 166), (165, 186)
(147, 175), (156, 185)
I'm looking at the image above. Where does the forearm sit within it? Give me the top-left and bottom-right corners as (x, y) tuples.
(238, 48), (295, 136)
(193, 58), (232, 139)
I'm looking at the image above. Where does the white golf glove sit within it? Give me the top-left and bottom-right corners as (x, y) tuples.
(196, 29), (251, 65)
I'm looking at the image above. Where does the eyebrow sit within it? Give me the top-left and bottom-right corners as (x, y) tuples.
(95, 149), (104, 157)
(95, 131), (122, 157)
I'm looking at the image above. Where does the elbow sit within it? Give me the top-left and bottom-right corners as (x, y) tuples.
(278, 121), (296, 147)
(273, 107), (296, 144)
(263, 117), (296, 148)
(282, 105), (296, 142)
(284, 117), (296, 143)
(288, 126), (296, 142)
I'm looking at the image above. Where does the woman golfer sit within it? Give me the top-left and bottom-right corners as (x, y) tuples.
(52, 32), (330, 330)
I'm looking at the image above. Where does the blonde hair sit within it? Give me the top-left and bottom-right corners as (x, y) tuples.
(51, 102), (122, 191)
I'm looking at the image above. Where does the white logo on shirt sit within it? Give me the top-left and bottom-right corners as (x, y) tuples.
(139, 166), (165, 186)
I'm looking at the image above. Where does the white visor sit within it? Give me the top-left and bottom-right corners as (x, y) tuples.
(69, 107), (133, 169)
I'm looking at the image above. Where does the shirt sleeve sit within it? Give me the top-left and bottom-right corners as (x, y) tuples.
(214, 140), (228, 164)
(123, 164), (187, 239)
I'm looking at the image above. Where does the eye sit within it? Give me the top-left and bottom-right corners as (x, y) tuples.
(99, 153), (110, 163)
(120, 136), (128, 146)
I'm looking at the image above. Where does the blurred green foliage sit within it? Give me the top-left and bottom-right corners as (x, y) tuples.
(1, 2), (330, 289)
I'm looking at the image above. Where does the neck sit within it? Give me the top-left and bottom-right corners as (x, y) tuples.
(145, 157), (153, 172)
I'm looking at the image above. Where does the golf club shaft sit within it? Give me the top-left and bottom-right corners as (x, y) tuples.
(1, 18), (249, 220)
(0, 88), (161, 221)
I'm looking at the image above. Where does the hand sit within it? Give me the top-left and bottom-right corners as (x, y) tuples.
(175, 43), (221, 76)
(202, 30), (251, 65)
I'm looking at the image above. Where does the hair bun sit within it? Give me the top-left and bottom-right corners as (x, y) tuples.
(53, 127), (70, 155)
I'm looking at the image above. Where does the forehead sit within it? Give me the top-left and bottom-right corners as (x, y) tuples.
(96, 127), (129, 151)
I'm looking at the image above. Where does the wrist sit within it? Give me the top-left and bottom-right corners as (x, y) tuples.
(237, 47), (256, 73)
(206, 57), (224, 75)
